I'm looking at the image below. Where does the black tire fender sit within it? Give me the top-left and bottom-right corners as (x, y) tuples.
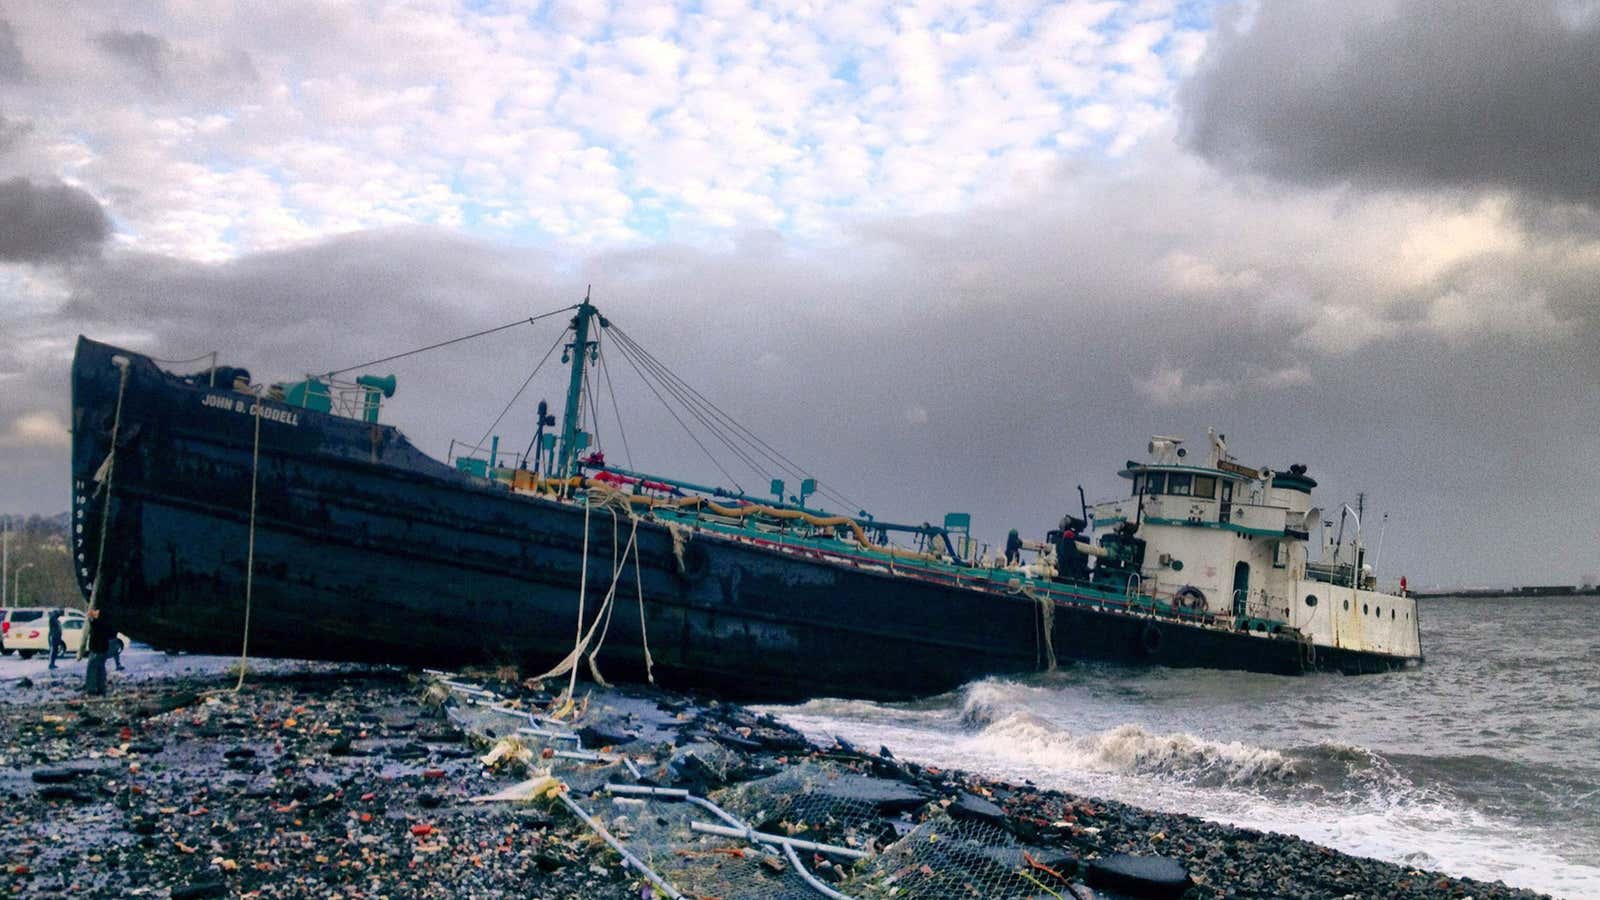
(1140, 620), (1163, 655)
(677, 542), (711, 582)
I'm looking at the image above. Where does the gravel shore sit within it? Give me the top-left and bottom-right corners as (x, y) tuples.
(0, 651), (1552, 899)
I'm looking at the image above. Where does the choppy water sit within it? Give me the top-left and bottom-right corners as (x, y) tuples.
(762, 596), (1600, 898)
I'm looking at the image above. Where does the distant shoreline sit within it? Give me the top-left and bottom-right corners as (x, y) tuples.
(1412, 585), (1600, 599)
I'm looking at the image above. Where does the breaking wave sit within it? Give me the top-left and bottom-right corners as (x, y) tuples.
(969, 712), (1303, 788)
(949, 679), (1436, 804)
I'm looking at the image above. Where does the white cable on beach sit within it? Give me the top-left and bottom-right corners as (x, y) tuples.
(783, 840), (859, 900)
(554, 792), (685, 899)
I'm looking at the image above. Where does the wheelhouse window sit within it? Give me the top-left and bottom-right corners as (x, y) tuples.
(1140, 472), (1166, 495)
(1166, 473), (1192, 496)
(1192, 475), (1217, 500)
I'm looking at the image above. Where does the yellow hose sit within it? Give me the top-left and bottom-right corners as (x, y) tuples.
(515, 474), (939, 562)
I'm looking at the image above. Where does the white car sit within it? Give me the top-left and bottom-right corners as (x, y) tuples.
(2, 608), (127, 658)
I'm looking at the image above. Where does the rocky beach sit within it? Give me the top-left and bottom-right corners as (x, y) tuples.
(0, 649), (1552, 899)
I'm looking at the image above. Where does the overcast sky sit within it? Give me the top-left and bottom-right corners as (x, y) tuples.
(2, 0), (1596, 588)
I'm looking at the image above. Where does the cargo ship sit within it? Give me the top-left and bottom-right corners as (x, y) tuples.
(70, 299), (1422, 701)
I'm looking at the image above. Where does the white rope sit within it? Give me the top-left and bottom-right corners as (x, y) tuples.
(633, 529), (655, 683)
(1036, 589), (1057, 672)
(534, 520), (640, 689)
(583, 508), (622, 686)
(81, 359), (130, 659)
(586, 510), (643, 686)
(566, 495), (593, 700)
(537, 484), (658, 693)
(666, 521), (688, 572)
(1012, 582), (1057, 672)
(234, 393), (263, 691)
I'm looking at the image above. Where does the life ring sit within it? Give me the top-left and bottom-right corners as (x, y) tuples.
(1175, 586), (1207, 614)
(1140, 621), (1163, 655)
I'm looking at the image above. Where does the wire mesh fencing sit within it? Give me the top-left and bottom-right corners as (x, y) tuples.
(424, 674), (1078, 900)
(851, 814), (1068, 899)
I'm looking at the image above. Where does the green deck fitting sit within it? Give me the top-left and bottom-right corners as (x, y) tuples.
(284, 378), (333, 413)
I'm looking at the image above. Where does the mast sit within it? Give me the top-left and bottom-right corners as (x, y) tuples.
(557, 291), (600, 479)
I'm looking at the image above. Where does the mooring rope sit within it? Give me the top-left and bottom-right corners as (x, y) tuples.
(585, 509), (643, 686)
(585, 507), (623, 686)
(81, 358), (130, 659)
(566, 495), (593, 700)
(1011, 582), (1057, 672)
(536, 485), (654, 693)
(591, 484), (656, 683)
(534, 517), (641, 690)
(633, 528), (655, 683)
(233, 393), (264, 691)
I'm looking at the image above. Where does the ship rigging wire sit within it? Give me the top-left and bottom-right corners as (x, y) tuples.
(605, 327), (746, 492)
(608, 330), (769, 486)
(608, 323), (865, 514)
(471, 328), (569, 467)
(319, 304), (578, 379)
(417, 301), (868, 517)
(596, 334), (634, 470)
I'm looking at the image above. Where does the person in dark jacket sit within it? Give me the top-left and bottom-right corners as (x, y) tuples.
(1004, 529), (1023, 566)
(84, 607), (114, 695)
(48, 609), (66, 668)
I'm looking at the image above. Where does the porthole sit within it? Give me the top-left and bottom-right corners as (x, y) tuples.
(1171, 559), (1184, 571)
(1363, 603), (1369, 615)
(1305, 594), (1319, 607)
(1375, 606), (1382, 617)
(1391, 609), (1396, 620)
(1343, 599), (1349, 611)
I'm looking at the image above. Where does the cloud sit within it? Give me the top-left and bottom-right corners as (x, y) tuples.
(0, 410), (69, 449)
(1182, 0), (1600, 207)
(0, 18), (28, 81)
(1133, 365), (1234, 406)
(94, 29), (170, 84)
(0, 114), (31, 154)
(0, 0), (1200, 257)
(0, 1), (1596, 590)
(0, 177), (112, 262)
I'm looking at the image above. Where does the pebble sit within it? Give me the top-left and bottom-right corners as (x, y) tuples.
(169, 879), (228, 899)
(31, 766), (86, 784)
(1086, 853), (1193, 899)
(0, 662), (1557, 900)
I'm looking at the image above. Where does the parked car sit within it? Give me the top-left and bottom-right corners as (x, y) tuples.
(2, 608), (127, 658)
(0, 608), (10, 654)
(2, 608), (47, 657)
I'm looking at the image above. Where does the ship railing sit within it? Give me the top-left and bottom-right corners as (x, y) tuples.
(325, 380), (387, 422)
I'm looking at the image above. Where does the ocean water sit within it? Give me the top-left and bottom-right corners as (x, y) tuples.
(762, 596), (1600, 899)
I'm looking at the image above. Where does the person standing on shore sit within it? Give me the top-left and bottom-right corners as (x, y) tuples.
(109, 621), (125, 671)
(47, 609), (66, 669)
(84, 607), (114, 695)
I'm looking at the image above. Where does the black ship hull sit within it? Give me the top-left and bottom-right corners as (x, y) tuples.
(70, 338), (1415, 701)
